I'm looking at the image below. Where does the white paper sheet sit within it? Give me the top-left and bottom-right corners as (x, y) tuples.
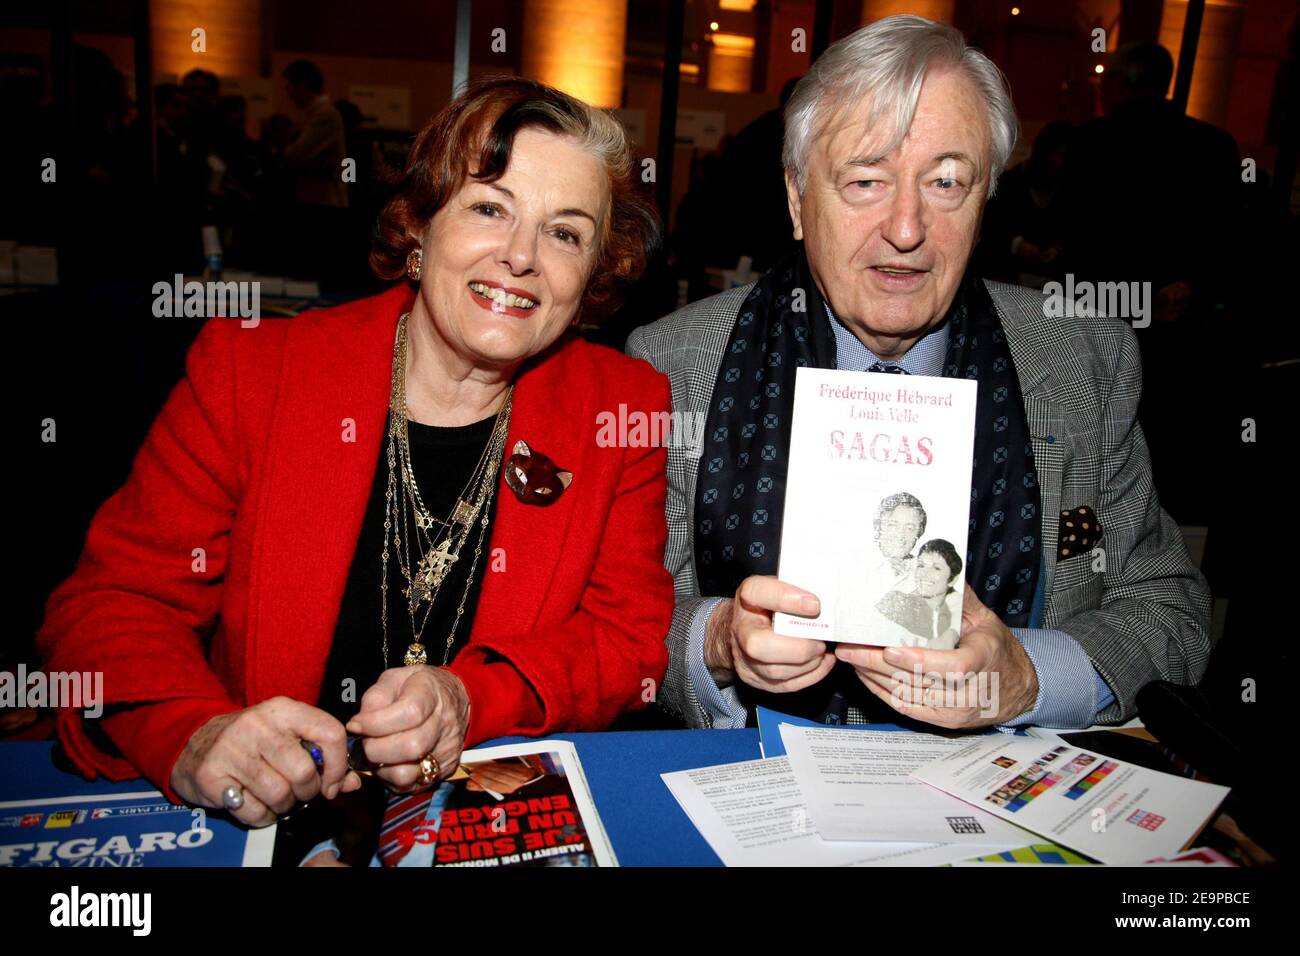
(661, 756), (1019, 867)
(779, 725), (1036, 844)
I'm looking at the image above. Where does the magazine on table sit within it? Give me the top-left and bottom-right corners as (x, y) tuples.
(372, 739), (616, 867)
(0, 790), (275, 867)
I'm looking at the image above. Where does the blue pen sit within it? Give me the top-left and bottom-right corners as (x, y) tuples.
(300, 738), (325, 771)
(301, 735), (382, 776)
(280, 739), (328, 820)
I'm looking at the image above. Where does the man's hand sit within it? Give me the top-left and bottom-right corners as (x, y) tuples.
(347, 666), (470, 793)
(704, 575), (837, 693)
(834, 584), (1039, 729)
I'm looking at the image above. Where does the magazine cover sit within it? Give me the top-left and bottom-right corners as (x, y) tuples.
(0, 791), (276, 867)
(374, 740), (617, 867)
(773, 367), (978, 647)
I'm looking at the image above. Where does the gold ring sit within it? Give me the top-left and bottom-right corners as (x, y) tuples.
(417, 753), (440, 785)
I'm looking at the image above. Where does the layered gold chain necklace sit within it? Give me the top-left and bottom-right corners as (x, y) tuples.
(381, 312), (513, 669)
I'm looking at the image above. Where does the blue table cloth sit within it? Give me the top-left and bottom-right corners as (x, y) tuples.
(1, 730), (763, 867)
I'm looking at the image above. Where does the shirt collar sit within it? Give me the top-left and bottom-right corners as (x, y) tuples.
(824, 300), (949, 376)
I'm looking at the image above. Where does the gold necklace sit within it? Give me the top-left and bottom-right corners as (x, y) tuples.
(381, 313), (513, 669)
(390, 318), (497, 542)
(390, 314), (508, 605)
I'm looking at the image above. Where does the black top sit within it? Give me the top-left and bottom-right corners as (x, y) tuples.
(317, 410), (500, 723)
(275, 410), (500, 866)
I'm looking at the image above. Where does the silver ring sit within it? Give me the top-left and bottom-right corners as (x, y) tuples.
(221, 785), (244, 811)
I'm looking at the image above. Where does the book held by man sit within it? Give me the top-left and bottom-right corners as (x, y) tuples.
(773, 367), (978, 647)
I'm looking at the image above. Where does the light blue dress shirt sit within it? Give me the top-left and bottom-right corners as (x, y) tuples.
(685, 302), (1116, 729)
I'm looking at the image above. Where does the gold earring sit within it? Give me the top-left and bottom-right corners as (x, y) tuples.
(405, 248), (423, 281)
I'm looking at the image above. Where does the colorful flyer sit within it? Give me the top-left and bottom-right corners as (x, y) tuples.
(910, 736), (1229, 865)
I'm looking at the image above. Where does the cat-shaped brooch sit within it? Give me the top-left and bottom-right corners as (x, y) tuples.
(504, 439), (573, 505)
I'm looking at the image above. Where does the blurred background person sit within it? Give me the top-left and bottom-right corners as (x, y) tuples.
(974, 119), (1072, 288)
(278, 58), (348, 209)
(1059, 42), (1240, 526)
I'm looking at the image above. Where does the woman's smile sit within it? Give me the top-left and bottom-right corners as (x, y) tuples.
(467, 279), (540, 318)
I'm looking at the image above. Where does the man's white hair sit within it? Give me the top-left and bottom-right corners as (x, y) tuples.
(782, 15), (1018, 197)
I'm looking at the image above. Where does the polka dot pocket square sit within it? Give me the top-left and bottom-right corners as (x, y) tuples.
(1058, 505), (1102, 561)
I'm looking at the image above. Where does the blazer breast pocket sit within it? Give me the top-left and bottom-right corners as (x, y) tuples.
(1052, 505), (1103, 593)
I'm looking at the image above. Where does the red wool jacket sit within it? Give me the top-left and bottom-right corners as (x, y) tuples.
(37, 284), (673, 802)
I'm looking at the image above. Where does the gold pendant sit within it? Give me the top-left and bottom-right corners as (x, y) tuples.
(404, 643), (427, 666)
(404, 577), (432, 604)
(417, 539), (457, 591)
(451, 497), (480, 527)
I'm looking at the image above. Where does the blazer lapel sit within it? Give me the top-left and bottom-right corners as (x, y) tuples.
(244, 292), (406, 703)
(471, 337), (593, 641)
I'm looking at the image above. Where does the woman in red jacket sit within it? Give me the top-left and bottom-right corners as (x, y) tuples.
(37, 77), (673, 846)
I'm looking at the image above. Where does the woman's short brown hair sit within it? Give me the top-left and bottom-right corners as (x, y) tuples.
(371, 76), (660, 322)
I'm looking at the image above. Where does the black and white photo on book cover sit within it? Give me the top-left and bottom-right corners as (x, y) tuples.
(773, 368), (978, 648)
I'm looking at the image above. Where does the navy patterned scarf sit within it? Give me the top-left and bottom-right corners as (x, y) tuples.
(693, 246), (1042, 720)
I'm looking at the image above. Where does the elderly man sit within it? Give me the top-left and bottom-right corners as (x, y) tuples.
(627, 15), (1210, 731)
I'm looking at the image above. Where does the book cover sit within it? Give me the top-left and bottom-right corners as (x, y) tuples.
(773, 367), (978, 647)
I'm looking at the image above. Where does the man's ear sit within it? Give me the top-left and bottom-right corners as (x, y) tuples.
(784, 169), (804, 241)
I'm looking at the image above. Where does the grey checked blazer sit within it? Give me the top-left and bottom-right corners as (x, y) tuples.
(626, 280), (1212, 728)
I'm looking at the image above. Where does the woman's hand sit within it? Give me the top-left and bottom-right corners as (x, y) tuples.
(170, 697), (359, 827)
(347, 667), (470, 793)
